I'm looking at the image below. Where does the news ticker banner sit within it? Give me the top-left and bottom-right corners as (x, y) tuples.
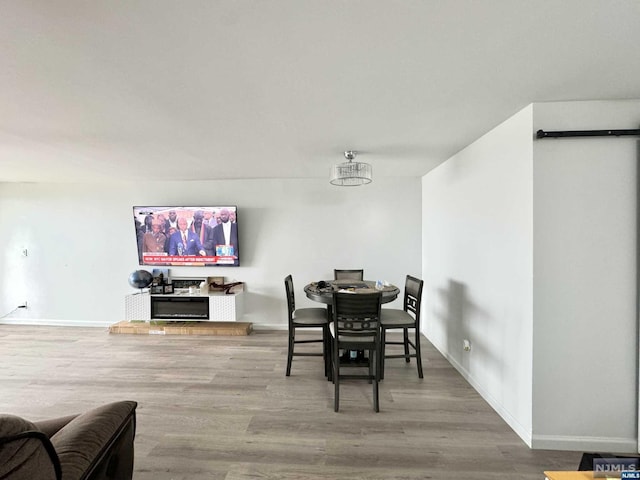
(143, 254), (236, 266)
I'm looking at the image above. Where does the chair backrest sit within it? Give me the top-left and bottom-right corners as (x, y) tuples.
(334, 269), (364, 281)
(284, 275), (296, 320)
(332, 292), (382, 344)
(403, 275), (424, 322)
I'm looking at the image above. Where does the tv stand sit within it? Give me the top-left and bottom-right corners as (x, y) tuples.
(124, 291), (243, 322)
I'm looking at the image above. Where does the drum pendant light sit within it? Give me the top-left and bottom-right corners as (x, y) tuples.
(330, 151), (372, 186)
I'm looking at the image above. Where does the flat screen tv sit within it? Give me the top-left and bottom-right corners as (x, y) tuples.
(133, 206), (239, 267)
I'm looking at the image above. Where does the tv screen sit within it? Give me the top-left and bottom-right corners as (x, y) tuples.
(133, 206), (239, 267)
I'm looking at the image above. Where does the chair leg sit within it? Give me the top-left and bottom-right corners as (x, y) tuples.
(414, 327), (424, 379)
(380, 328), (386, 380)
(327, 332), (334, 382)
(322, 325), (329, 378)
(403, 327), (410, 363)
(286, 328), (294, 376)
(373, 347), (379, 412)
(334, 342), (340, 412)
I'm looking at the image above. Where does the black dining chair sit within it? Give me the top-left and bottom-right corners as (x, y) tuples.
(330, 291), (382, 412)
(285, 275), (329, 377)
(334, 269), (364, 281)
(380, 275), (424, 379)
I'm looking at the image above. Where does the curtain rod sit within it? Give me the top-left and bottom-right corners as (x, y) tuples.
(536, 129), (640, 139)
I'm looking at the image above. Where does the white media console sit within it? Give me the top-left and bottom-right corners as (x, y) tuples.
(125, 291), (243, 322)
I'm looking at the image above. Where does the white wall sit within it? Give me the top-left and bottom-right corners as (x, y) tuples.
(532, 100), (639, 451)
(423, 99), (640, 452)
(422, 105), (535, 443)
(0, 178), (421, 328)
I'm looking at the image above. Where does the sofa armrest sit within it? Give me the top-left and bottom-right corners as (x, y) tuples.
(0, 415), (61, 480)
(50, 401), (137, 480)
(34, 414), (79, 439)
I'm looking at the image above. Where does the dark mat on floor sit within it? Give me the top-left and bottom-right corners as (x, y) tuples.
(579, 452), (640, 471)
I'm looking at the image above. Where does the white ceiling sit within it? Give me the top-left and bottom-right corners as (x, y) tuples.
(1, 1), (639, 183)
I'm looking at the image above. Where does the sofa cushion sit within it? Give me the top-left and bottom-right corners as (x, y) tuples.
(0, 414), (59, 480)
(50, 401), (136, 480)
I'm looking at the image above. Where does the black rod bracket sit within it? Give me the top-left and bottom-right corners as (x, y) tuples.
(537, 129), (640, 139)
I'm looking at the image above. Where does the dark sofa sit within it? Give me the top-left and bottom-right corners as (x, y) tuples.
(0, 400), (137, 480)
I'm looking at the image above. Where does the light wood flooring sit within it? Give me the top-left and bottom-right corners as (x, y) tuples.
(0, 325), (581, 479)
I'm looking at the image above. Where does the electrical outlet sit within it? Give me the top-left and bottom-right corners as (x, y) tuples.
(463, 339), (471, 352)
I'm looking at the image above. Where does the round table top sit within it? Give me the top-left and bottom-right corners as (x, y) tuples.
(304, 280), (400, 305)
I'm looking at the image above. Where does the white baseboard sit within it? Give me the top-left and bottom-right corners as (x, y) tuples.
(532, 434), (637, 453)
(432, 339), (533, 447)
(252, 323), (287, 331)
(426, 330), (638, 453)
(0, 318), (110, 328)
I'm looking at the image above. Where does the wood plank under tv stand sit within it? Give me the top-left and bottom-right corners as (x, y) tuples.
(109, 320), (252, 336)
(124, 291), (243, 322)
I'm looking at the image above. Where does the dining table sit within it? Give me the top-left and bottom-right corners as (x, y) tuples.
(304, 279), (400, 306)
(304, 279), (400, 370)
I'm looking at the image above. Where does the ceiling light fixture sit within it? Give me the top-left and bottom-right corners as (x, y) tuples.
(329, 150), (372, 186)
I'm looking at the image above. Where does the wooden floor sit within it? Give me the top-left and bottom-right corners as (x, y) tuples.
(0, 325), (581, 479)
